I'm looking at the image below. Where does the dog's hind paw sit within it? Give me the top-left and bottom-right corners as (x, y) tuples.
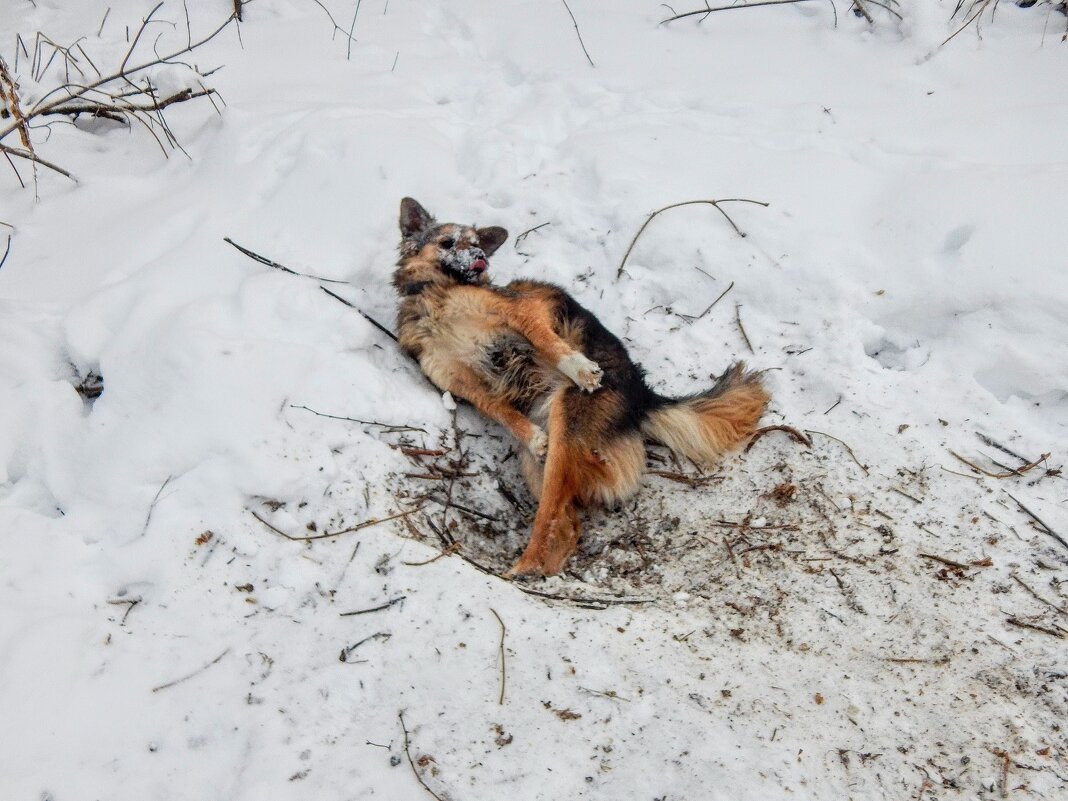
(557, 352), (603, 392)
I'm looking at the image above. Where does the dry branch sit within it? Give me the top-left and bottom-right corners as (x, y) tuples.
(1, 6), (237, 185)
(490, 607), (507, 705)
(745, 425), (811, 452)
(561, 0), (596, 67)
(661, 0), (830, 26)
(616, 198), (768, 279)
(399, 711), (447, 801)
(948, 449), (1049, 479)
(804, 429), (869, 475)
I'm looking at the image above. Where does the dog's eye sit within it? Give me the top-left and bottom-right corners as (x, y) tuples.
(440, 237), (455, 249)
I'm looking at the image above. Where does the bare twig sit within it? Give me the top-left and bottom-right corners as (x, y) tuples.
(1005, 617), (1064, 639)
(745, 425), (812, 452)
(223, 236), (348, 283)
(678, 280), (734, 321)
(515, 586), (656, 607)
(289, 403), (427, 432)
(948, 449), (1048, 479)
(319, 287), (400, 342)
(490, 607), (506, 705)
(347, 0), (363, 60)
(399, 711), (447, 801)
(151, 647), (231, 692)
(0, 235), (10, 270)
(1010, 573), (1066, 616)
(941, 0), (994, 47)
(514, 221), (551, 250)
(919, 552), (986, 570)
(661, 0), (822, 25)
(250, 506), (423, 542)
(616, 198), (768, 279)
(734, 303), (754, 353)
(0, 55), (34, 151)
(107, 596), (142, 626)
(1006, 492), (1068, 552)
(561, 0), (595, 67)
(803, 429), (869, 475)
(0, 142), (77, 181)
(311, 0), (359, 51)
(851, 0), (875, 23)
(339, 596), (407, 616)
(975, 432), (1033, 465)
(140, 474), (174, 537)
(2, 6), (237, 183)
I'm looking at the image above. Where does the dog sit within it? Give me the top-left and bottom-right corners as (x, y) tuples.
(392, 197), (769, 577)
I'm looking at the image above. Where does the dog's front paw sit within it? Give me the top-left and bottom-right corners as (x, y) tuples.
(527, 426), (548, 460)
(557, 352), (603, 393)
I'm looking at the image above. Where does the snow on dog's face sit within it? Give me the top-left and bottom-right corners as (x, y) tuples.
(396, 197), (508, 288)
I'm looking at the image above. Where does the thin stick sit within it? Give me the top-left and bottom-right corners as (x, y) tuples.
(223, 236), (348, 283)
(891, 486), (922, 504)
(941, 0), (994, 47)
(513, 221), (550, 250)
(0, 143), (77, 181)
(140, 474), (174, 537)
(734, 303), (754, 353)
(319, 286), (400, 342)
(851, 0), (875, 23)
(250, 506), (422, 542)
(804, 429), (869, 475)
(426, 495), (500, 523)
(347, 0), (363, 60)
(1005, 617), (1064, 639)
(919, 552), (976, 570)
(948, 449), (1048, 479)
(1010, 573), (1067, 616)
(1006, 492), (1068, 552)
(98, 7), (112, 38)
(339, 596), (407, 616)
(976, 432), (1033, 465)
(661, 0), (820, 25)
(289, 404), (426, 433)
(823, 396), (842, 415)
(680, 279), (734, 321)
(0, 235), (10, 270)
(398, 711), (446, 801)
(151, 647), (231, 692)
(516, 587), (656, 606)
(616, 198), (768, 278)
(561, 0), (595, 67)
(0, 55), (34, 151)
(745, 424), (810, 452)
(490, 608), (506, 705)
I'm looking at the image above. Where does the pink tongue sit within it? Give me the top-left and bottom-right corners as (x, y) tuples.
(471, 258), (487, 272)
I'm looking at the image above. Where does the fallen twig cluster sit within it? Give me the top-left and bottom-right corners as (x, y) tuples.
(1, 3), (236, 187)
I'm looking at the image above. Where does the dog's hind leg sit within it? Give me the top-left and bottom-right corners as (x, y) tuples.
(506, 393), (582, 577)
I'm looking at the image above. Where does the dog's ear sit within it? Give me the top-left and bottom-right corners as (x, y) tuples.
(400, 198), (434, 238)
(477, 226), (508, 257)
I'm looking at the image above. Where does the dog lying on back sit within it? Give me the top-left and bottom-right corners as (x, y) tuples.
(393, 197), (769, 576)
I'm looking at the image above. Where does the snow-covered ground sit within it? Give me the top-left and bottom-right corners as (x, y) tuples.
(2, 1), (1066, 798)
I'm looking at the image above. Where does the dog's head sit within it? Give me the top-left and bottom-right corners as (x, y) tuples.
(394, 197), (508, 292)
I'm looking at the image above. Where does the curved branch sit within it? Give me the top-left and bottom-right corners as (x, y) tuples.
(616, 198), (769, 279)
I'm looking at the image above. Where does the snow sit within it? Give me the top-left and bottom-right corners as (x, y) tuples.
(2, 1), (1067, 799)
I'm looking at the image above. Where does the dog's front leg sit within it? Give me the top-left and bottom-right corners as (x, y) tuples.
(447, 370), (547, 459)
(497, 302), (602, 393)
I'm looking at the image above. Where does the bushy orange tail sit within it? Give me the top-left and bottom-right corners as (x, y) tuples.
(641, 362), (768, 464)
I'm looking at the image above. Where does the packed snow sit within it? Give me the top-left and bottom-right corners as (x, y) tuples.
(2, 1), (1066, 799)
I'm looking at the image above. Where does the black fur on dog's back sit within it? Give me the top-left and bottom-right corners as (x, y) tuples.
(505, 280), (661, 433)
